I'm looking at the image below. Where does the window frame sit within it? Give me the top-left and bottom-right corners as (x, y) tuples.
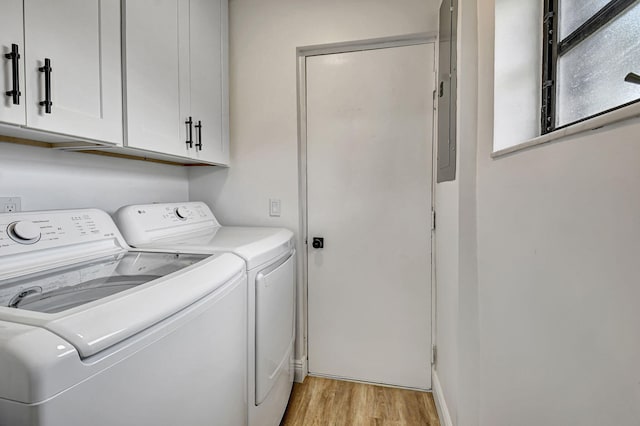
(541, 0), (640, 134)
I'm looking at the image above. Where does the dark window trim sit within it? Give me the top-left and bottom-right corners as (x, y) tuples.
(541, 0), (640, 134)
(541, 0), (558, 133)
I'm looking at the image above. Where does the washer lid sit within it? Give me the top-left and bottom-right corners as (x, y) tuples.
(1, 251), (206, 313)
(0, 252), (245, 358)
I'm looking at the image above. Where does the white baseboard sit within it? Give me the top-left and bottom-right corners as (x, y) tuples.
(294, 357), (308, 383)
(432, 371), (453, 426)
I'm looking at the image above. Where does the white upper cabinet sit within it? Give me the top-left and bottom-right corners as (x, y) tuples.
(189, 0), (229, 165)
(123, 0), (190, 158)
(123, 0), (229, 165)
(23, 0), (123, 144)
(0, 0), (26, 126)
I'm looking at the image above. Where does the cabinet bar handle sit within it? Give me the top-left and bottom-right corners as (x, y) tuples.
(38, 58), (52, 114)
(4, 44), (21, 105)
(195, 120), (203, 151)
(185, 116), (193, 148)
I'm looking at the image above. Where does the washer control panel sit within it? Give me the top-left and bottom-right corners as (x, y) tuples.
(0, 209), (123, 255)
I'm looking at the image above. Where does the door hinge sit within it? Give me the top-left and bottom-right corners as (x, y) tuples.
(431, 345), (437, 365)
(431, 210), (436, 231)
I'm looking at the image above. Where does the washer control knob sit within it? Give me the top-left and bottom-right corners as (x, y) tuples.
(9, 221), (41, 244)
(175, 207), (190, 220)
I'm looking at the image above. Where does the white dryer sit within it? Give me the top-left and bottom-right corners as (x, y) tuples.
(0, 208), (247, 426)
(114, 201), (296, 426)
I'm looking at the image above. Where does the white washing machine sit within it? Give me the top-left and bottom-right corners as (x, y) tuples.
(0, 208), (248, 426)
(114, 201), (295, 426)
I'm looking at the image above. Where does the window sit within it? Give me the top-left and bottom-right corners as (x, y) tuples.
(542, 0), (640, 133)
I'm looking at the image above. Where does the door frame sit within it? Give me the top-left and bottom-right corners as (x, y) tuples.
(296, 33), (439, 387)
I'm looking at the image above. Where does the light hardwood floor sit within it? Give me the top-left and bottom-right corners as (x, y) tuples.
(280, 376), (441, 426)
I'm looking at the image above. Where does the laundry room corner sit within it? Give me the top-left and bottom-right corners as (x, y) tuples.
(2, 0), (640, 423)
(188, 0), (440, 383)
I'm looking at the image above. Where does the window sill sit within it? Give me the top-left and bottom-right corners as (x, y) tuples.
(491, 102), (640, 158)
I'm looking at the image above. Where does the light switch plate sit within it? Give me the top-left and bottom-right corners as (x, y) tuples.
(0, 197), (22, 213)
(269, 199), (281, 217)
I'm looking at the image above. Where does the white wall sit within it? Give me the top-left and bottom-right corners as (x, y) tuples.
(455, 0), (480, 423)
(434, 0), (480, 424)
(477, 124), (640, 425)
(0, 142), (189, 213)
(493, 0), (541, 151)
(189, 0), (440, 365)
(434, 178), (460, 425)
(438, 0), (640, 424)
(477, 0), (640, 422)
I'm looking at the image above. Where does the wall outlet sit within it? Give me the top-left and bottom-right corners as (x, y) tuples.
(0, 197), (22, 213)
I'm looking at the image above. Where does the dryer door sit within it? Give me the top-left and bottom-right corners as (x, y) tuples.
(255, 251), (295, 405)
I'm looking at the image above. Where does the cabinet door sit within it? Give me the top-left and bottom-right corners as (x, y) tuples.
(0, 0), (25, 126)
(123, 0), (191, 158)
(23, 0), (122, 144)
(189, 0), (229, 165)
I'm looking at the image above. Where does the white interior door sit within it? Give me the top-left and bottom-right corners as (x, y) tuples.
(306, 43), (435, 389)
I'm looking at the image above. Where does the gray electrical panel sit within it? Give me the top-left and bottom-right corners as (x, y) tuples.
(437, 0), (457, 183)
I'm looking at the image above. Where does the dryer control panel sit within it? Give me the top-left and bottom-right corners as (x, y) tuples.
(114, 202), (220, 246)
